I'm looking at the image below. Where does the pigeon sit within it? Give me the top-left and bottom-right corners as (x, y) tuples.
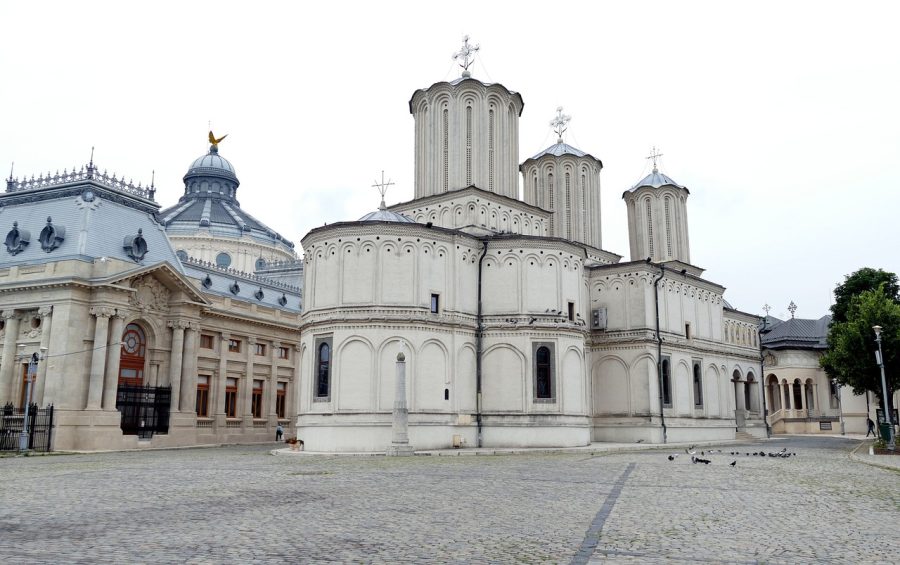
(667, 455), (678, 461)
(692, 456), (711, 464)
(730, 460), (737, 467)
(636, 439), (645, 443)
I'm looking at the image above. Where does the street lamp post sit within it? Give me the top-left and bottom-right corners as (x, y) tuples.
(17, 346), (47, 452)
(872, 325), (895, 452)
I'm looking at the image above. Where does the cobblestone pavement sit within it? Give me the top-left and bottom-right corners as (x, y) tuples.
(0, 437), (898, 564)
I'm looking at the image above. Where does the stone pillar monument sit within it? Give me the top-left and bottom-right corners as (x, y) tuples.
(386, 351), (414, 456)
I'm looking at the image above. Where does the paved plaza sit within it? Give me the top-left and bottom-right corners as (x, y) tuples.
(1, 436), (898, 564)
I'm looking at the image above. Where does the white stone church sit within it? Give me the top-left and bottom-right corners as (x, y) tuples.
(0, 40), (769, 452)
(296, 43), (765, 451)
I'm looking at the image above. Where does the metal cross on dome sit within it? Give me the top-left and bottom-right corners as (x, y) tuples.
(762, 303), (772, 315)
(787, 301), (797, 319)
(452, 35), (480, 76)
(550, 107), (571, 143)
(647, 146), (663, 173)
(372, 170), (395, 210)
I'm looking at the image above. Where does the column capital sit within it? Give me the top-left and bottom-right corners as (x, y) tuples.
(294, 343), (302, 352)
(247, 336), (257, 345)
(188, 321), (201, 332)
(90, 306), (116, 319)
(2, 309), (18, 320)
(37, 305), (53, 318)
(220, 332), (231, 342)
(166, 319), (190, 331)
(271, 341), (282, 350)
(113, 308), (132, 320)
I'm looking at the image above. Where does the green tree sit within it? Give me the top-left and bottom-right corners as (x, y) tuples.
(830, 268), (899, 323)
(821, 285), (900, 400)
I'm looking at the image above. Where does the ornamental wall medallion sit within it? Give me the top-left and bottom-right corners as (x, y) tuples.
(5, 222), (30, 255)
(764, 353), (777, 366)
(128, 276), (170, 312)
(38, 217), (65, 252)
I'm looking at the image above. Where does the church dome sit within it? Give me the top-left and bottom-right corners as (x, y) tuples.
(358, 207), (415, 223)
(627, 169), (687, 192)
(183, 145), (239, 187)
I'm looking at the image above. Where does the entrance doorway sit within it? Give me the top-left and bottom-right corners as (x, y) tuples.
(118, 323), (146, 386)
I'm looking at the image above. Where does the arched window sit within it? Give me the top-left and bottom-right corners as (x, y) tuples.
(664, 196), (673, 258)
(581, 172), (587, 243)
(646, 198), (654, 257)
(442, 107), (449, 192)
(119, 323), (146, 386)
(465, 105), (473, 186)
(488, 107), (495, 191)
(792, 379), (803, 409)
(316, 341), (331, 398)
(176, 250), (188, 262)
(565, 172), (572, 240)
(783, 380), (791, 409)
(535, 346), (553, 399)
(693, 362), (703, 407)
(661, 357), (672, 407)
(548, 173), (555, 234)
(255, 257), (267, 271)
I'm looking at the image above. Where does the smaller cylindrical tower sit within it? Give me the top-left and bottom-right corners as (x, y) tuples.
(622, 165), (691, 264)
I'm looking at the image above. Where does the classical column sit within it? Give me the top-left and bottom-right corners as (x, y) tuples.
(387, 351), (414, 456)
(179, 323), (200, 414)
(215, 332), (230, 419)
(291, 344), (301, 420)
(735, 380), (746, 411)
(86, 307), (115, 409)
(812, 383), (820, 414)
(0, 310), (21, 404)
(102, 309), (127, 410)
(269, 341), (280, 422)
(33, 306), (54, 406)
(782, 382), (791, 410)
(167, 320), (187, 412)
(244, 337), (256, 424)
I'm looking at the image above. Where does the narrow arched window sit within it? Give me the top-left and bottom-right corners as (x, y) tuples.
(581, 172), (587, 243)
(488, 107), (495, 192)
(664, 196), (673, 258)
(565, 172), (572, 240)
(645, 199), (654, 258)
(548, 173), (555, 235)
(316, 342), (331, 398)
(535, 346), (552, 399)
(661, 357), (672, 407)
(693, 362), (703, 407)
(466, 105), (473, 186)
(442, 108), (449, 192)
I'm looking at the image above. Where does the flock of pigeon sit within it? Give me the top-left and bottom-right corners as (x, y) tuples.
(665, 446), (797, 466)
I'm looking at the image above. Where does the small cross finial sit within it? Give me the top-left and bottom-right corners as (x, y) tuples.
(371, 171), (395, 210)
(762, 303), (771, 315)
(7, 162), (13, 182)
(647, 146), (663, 173)
(549, 106), (571, 143)
(452, 35), (480, 77)
(787, 301), (797, 319)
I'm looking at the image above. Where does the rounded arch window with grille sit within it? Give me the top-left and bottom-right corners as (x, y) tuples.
(255, 257), (267, 270)
(216, 252), (232, 268)
(119, 323), (147, 386)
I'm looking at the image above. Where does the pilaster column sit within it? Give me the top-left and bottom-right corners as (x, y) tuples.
(291, 344), (301, 422)
(735, 380), (746, 411)
(102, 309), (128, 410)
(269, 341), (280, 421)
(167, 320), (187, 412)
(33, 306), (53, 406)
(87, 307), (115, 409)
(244, 337), (256, 423)
(0, 310), (20, 404)
(812, 383), (820, 413)
(215, 333), (230, 418)
(179, 323), (200, 414)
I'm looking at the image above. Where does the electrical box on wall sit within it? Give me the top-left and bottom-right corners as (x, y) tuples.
(591, 307), (607, 330)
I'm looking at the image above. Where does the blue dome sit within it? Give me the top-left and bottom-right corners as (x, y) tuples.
(184, 145), (238, 186)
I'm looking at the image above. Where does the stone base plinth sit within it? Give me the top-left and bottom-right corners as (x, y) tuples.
(386, 443), (415, 456)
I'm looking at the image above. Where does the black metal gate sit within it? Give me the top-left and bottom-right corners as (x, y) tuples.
(115, 385), (170, 439)
(0, 403), (54, 452)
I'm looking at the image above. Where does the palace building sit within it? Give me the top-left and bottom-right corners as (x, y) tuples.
(2, 39), (780, 452)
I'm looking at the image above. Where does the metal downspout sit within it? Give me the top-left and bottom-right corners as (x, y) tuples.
(652, 261), (667, 444)
(475, 239), (489, 448)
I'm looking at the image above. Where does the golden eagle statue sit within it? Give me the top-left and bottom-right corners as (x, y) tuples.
(208, 130), (228, 148)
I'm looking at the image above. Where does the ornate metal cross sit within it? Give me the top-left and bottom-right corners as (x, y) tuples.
(452, 35), (480, 75)
(787, 301), (797, 319)
(762, 303), (772, 315)
(550, 107), (571, 143)
(372, 170), (395, 210)
(647, 146), (663, 173)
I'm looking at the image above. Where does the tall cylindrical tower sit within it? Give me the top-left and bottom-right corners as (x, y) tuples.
(409, 77), (524, 200)
(622, 165), (691, 264)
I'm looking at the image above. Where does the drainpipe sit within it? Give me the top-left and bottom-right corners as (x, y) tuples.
(475, 239), (489, 448)
(651, 259), (667, 444)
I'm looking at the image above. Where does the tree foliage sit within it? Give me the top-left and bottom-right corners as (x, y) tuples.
(821, 285), (900, 399)
(830, 268), (899, 324)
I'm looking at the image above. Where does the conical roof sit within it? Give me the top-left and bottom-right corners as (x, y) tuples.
(627, 169), (687, 192)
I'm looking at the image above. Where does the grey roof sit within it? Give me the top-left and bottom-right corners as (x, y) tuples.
(359, 203), (415, 223)
(761, 315), (831, 350)
(409, 77), (524, 116)
(626, 170), (688, 192)
(0, 180), (183, 272)
(160, 144), (295, 249)
(530, 142), (586, 159)
(182, 257), (302, 313)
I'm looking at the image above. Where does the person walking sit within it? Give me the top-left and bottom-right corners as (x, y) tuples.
(866, 417), (877, 438)
(275, 423), (284, 442)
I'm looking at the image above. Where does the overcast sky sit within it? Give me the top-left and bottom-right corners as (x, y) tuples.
(2, 1), (898, 320)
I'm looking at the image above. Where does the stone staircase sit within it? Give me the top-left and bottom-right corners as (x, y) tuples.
(734, 431), (758, 442)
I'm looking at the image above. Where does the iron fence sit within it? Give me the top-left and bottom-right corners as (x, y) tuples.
(0, 403), (54, 452)
(116, 385), (170, 439)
